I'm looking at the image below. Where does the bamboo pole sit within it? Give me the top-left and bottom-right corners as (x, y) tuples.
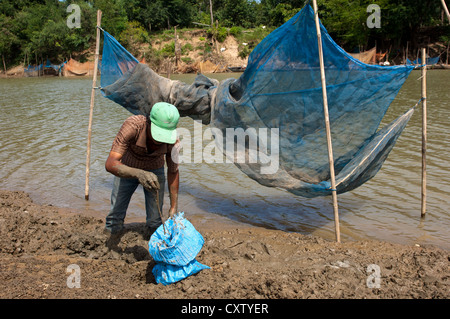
(421, 48), (427, 218)
(174, 25), (180, 66)
(2, 55), (6, 77)
(85, 10), (102, 201)
(167, 60), (171, 79)
(209, 0), (214, 27)
(312, 0), (341, 243)
(446, 41), (449, 65)
(442, 0), (450, 23)
(406, 41), (409, 63)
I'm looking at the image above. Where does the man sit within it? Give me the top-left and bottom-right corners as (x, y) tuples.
(104, 102), (180, 235)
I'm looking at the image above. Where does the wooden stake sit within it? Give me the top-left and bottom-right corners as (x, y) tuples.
(167, 60), (171, 79)
(2, 54), (7, 77)
(441, 0), (450, 23)
(85, 10), (102, 201)
(421, 48), (427, 218)
(174, 26), (180, 66)
(406, 41), (409, 63)
(209, 0), (214, 27)
(312, 0), (341, 242)
(446, 41), (449, 65)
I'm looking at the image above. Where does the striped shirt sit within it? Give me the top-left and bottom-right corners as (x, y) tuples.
(111, 115), (179, 173)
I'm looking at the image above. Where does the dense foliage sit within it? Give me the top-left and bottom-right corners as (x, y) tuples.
(0, 0), (448, 68)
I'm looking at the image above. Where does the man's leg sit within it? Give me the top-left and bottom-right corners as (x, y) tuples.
(143, 167), (166, 230)
(105, 176), (139, 233)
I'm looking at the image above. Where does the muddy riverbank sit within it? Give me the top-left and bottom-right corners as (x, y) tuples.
(0, 190), (448, 300)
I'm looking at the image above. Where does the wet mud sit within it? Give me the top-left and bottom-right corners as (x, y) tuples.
(0, 190), (448, 299)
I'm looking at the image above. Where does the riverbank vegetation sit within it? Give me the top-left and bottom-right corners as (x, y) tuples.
(1, 0), (449, 72)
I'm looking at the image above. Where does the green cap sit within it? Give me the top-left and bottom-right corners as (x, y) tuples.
(149, 102), (180, 144)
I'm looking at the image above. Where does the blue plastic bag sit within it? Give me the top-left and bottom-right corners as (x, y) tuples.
(152, 259), (210, 286)
(148, 212), (209, 285)
(148, 212), (205, 266)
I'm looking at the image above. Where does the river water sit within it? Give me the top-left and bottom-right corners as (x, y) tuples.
(0, 70), (449, 249)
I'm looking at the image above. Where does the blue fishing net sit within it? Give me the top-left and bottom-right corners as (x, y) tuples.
(23, 64), (43, 75)
(99, 4), (415, 198)
(100, 30), (139, 89)
(407, 56), (440, 66)
(44, 59), (65, 73)
(24, 59), (65, 76)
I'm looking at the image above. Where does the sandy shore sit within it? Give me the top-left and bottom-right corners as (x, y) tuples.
(0, 189), (448, 300)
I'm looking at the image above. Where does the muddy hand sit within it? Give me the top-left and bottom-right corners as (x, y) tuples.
(116, 165), (160, 191)
(137, 170), (160, 191)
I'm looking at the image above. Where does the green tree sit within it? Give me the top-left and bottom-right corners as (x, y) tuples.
(0, 15), (19, 71)
(269, 3), (298, 26)
(317, 0), (443, 51)
(121, 0), (195, 32)
(377, 0), (442, 46)
(11, 2), (62, 64)
(216, 0), (253, 27)
(0, 0), (446, 70)
(119, 21), (149, 57)
(93, 0), (128, 37)
(317, 0), (370, 50)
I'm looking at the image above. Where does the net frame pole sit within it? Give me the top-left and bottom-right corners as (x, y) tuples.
(85, 10), (102, 200)
(441, 0), (450, 23)
(421, 48), (427, 218)
(312, 0), (341, 242)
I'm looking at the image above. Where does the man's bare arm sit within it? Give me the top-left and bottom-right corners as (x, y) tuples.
(105, 151), (160, 190)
